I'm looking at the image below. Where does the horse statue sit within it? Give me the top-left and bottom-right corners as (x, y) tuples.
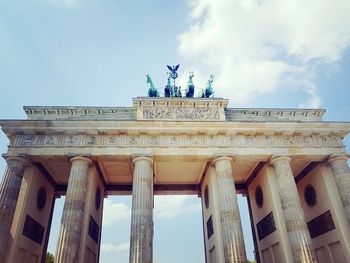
(146, 74), (159, 97)
(174, 86), (182, 97)
(164, 73), (172, 97)
(185, 71), (195, 98)
(200, 75), (214, 98)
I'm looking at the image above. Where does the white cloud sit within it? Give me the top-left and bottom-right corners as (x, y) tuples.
(178, 0), (350, 106)
(298, 80), (322, 109)
(101, 242), (129, 253)
(154, 195), (201, 219)
(177, 68), (208, 97)
(103, 196), (200, 223)
(102, 199), (131, 225)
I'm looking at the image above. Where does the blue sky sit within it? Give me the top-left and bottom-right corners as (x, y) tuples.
(1, 0), (350, 262)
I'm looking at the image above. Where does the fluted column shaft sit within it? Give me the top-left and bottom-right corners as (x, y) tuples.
(0, 157), (29, 261)
(55, 156), (91, 263)
(213, 156), (247, 263)
(271, 156), (316, 263)
(328, 154), (350, 223)
(129, 157), (153, 263)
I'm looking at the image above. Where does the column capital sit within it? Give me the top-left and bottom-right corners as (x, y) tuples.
(270, 155), (292, 165)
(212, 156), (234, 165)
(3, 156), (31, 167)
(70, 156), (92, 165)
(132, 156), (153, 165)
(328, 154), (350, 163)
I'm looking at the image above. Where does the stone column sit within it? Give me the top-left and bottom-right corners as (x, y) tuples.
(213, 156), (247, 263)
(271, 156), (316, 263)
(129, 156), (153, 263)
(0, 157), (29, 261)
(328, 154), (350, 223)
(55, 156), (91, 263)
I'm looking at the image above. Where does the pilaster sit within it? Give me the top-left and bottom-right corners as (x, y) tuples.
(0, 156), (30, 262)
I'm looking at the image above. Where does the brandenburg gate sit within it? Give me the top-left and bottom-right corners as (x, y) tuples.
(0, 96), (350, 263)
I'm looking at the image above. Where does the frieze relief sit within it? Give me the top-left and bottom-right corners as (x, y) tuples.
(11, 134), (344, 148)
(21, 136), (33, 145)
(143, 107), (220, 120)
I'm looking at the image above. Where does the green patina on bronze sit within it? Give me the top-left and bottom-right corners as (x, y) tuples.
(201, 74), (214, 98)
(147, 65), (214, 98)
(146, 74), (159, 97)
(185, 71), (195, 98)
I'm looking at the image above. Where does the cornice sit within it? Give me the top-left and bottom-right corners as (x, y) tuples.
(0, 120), (350, 139)
(1, 119), (350, 140)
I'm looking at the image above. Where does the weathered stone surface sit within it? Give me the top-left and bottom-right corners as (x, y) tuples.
(23, 98), (325, 122)
(133, 97), (227, 121)
(0, 157), (29, 262)
(0, 97), (349, 263)
(213, 156), (247, 263)
(55, 156), (91, 263)
(271, 156), (316, 263)
(10, 134), (344, 149)
(24, 106), (136, 120)
(143, 107), (220, 120)
(129, 157), (153, 263)
(328, 154), (350, 223)
(225, 108), (325, 122)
